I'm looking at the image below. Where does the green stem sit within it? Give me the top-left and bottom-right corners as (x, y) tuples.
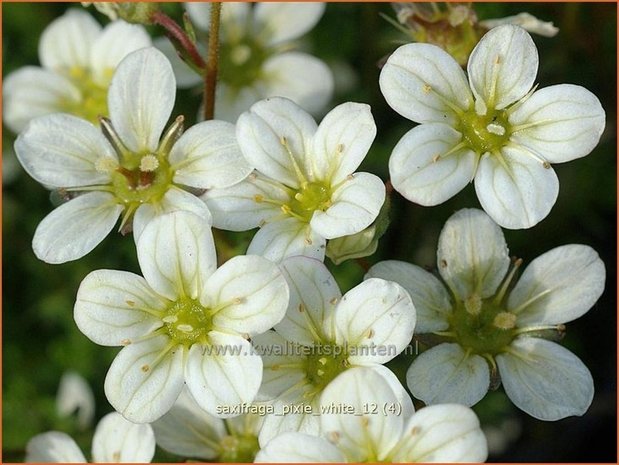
(204, 2), (222, 121)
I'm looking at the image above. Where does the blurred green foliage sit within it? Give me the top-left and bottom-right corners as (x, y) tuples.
(3, 2), (616, 462)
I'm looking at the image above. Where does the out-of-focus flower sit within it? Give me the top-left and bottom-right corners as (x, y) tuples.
(56, 371), (95, 430)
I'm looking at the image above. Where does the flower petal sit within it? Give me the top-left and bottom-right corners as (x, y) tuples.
(391, 404), (488, 462)
(56, 372), (95, 430)
(185, 2), (250, 32)
(366, 260), (452, 333)
(108, 47), (175, 152)
(437, 208), (509, 300)
(311, 102), (375, 184)
(508, 84), (606, 163)
(475, 145), (559, 229)
(25, 432), (86, 463)
(185, 332), (262, 417)
(389, 123), (477, 206)
(153, 37), (202, 89)
(91, 412), (155, 462)
(104, 335), (185, 423)
(205, 255), (289, 335)
(497, 337), (594, 420)
(379, 43), (472, 124)
(15, 113), (115, 188)
(276, 256), (341, 345)
(39, 9), (101, 70)
(255, 3), (325, 45)
(406, 343), (490, 406)
(258, 403), (321, 447)
(310, 172), (385, 240)
(255, 432), (345, 463)
(170, 120), (252, 189)
(32, 192), (123, 264)
(74, 269), (166, 346)
(247, 217), (327, 262)
(508, 245), (605, 326)
(214, 83), (262, 123)
(468, 25), (538, 111)
(334, 278), (415, 365)
(236, 97), (317, 188)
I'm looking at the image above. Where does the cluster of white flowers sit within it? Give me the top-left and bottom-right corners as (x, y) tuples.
(7, 3), (607, 463)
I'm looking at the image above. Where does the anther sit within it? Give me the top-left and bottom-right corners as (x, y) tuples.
(177, 324), (194, 333)
(139, 154), (159, 172)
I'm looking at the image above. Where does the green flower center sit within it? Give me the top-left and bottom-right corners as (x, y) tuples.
(304, 344), (350, 393)
(286, 181), (333, 222)
(58, 66), (110, 123)
(219, 36), (270, 90)
(458, 108), (511, 154)
(163, 298), (212, 346)
(219, 434), (260, 463)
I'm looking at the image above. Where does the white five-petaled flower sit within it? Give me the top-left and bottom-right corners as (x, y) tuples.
(256, 367), (488, 463)
(3, 9), (151, 133)
(204, 97), (386, 262)
(14, 46), (252, 264)
(25, 412), (155, 463)
(367, 208), (606, 421)
(73, 211), (289, 423)
(252, 256), (415, 444)
(380, 24), (605, 229)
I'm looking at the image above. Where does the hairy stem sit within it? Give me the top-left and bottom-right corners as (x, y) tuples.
(204, 2), (222, 120)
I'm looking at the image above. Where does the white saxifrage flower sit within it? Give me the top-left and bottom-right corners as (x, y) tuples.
(380, 24), (605, 229)
(73, 211), (289, 423)
(256, 367), (488, 463)
(14, 46), (252, 264)
(367, 208), (606, 421)
(56, 371), (95, 430)
(204, 97), (386, 262)
(253, 256), (415, 444)
(3, 9), (151, 133)
(25, 412), (155, 463)
(152, 389), (262, 462)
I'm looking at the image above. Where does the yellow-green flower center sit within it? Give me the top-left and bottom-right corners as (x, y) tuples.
(304, 344), (350, 393)
(219, 434), (260, 463)
(286, 181), (332, 222)
(163, 298), (212, 346)
(459, 108), (511, 154)
(58, 66), (110, 123)
(219, 36), (270, 90)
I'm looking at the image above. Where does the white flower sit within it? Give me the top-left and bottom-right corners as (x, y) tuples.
(380, 24), (605, 229)
(253, 256), (415, 444)
(152, 389), (263, 462)
(25, 412), (155, 463)
(14, 46), (252, 264)
(73, 211), (289, 423)
(164, 2), (333, 121)
(3, 9), (150, 133)
(367, 208), (606, 421)
(56, 371), (95, 430)
(256, 367), (488, 462)
(203, 97), (386, 262)
(479, 13), (558, 38)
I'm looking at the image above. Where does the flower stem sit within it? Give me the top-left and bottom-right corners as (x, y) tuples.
(204, 2), (222, 121)
(152, 10), (206, 69)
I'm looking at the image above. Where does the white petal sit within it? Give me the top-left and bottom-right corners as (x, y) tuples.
(15, 113), (115, 188)
(25, 432), (87, 463)
(132, 186), (213, 241)
(3, 67), (79, 133)
(104, 335), (185, 423)
(137, 211), (217, 301)
(185, 332), (262, 417)
(437, 208), (509, 300)
(508, 84), (606, 163)
(262, 52), (334, 116)
(379, 43), (472, 124)
(236, 97), (317, 188)
(56, 372), (95, 430)
(320, 367), (404, 462)
(508, 245), (605, 326)
(475, 146), (559, 229)
(256, 432), (345, 463)
(334, 279), (415, 365)
(33, 192), (123, 264)
(406, 343), (490, 406)
(369, 365), (416, 420)
(468, 25), (538, 111)
(366, 260), (452, 333)
(153, 37), (202, 89)
(152, 389), (226, 460)
(310, 172), (385, 240)
(258, 404), (321, 447)
(497, 337), (594, 420)
(202, 173), (289, 231)
(39, 9), (101, 70)
(170, 120), (252, 189)
(389, 123), (477, 206)
(391, 404), (488, 462)
(247, 218), (327, 262)
(91, 412), (155, 462)
(479, 13), (558, 38)
(255, 3), (325, 45)
(74, 269), (166, 346)
(214, 83), (262, 123)
(276, 256), (341, 345)
(205, 255), (289, 335)
(90, 21), (152, 85)
(311, 102), (375, 184)
(108, 47), (175, 152)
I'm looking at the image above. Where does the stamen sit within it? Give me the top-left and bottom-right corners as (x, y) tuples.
(99, 117), (130, 158)
(493, 258), (523, 304)
(486, 123), (506, 136)
(140, 154), (160, 172)
(493, 311), (517, 330)
(280, 136), (308, 185)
